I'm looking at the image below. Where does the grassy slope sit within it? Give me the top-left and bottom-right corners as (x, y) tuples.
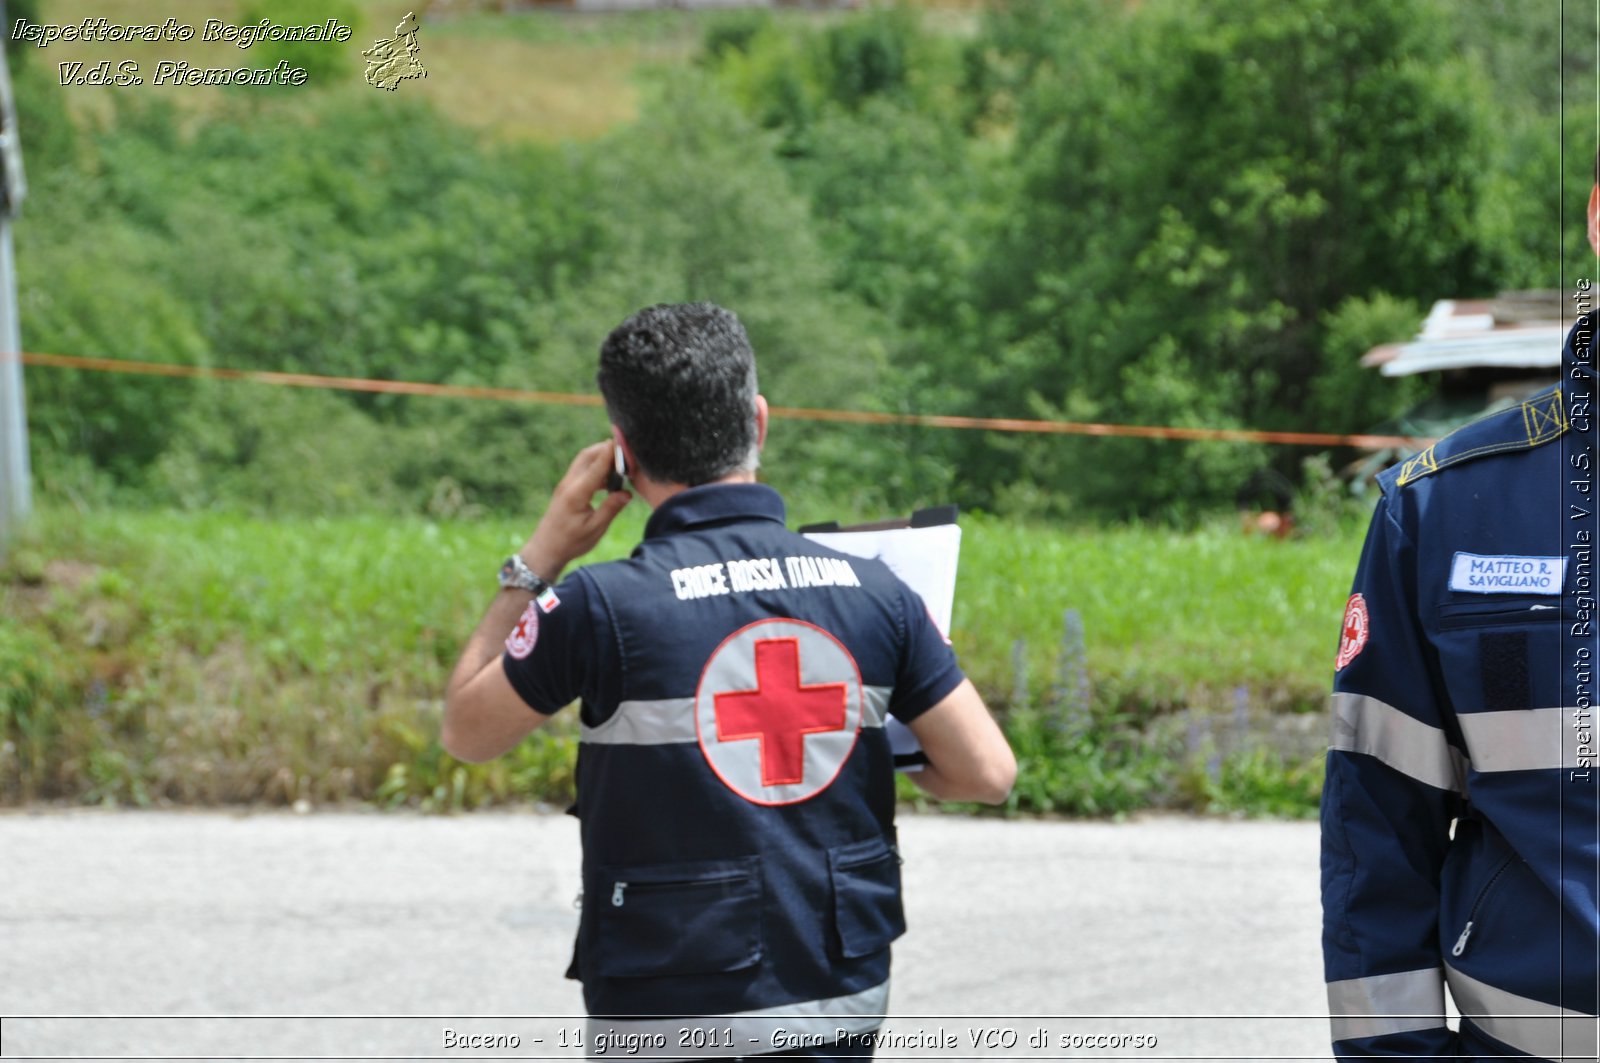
(954, 515), (1358, 699)
(1, 504), (1364, 814)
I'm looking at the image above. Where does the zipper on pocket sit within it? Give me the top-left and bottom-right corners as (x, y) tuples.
(1450, 853), (1517, 957)
(1450, 922), (1474, 957)
(1438, 601), (1562, 630)
(607, 868), (752, 909)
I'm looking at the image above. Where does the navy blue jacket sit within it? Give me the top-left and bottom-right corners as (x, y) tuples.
(1322, 309), (1600, 1060)
(502, 483), (965, 1053)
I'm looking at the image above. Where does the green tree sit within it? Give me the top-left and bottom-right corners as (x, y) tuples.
(964, 0), (1498, 516)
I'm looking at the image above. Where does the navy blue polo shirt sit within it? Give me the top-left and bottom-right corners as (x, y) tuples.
(500, 482), (964, 731)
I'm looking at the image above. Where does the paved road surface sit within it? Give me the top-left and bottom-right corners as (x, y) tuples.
(0, 811), (1327, 1060)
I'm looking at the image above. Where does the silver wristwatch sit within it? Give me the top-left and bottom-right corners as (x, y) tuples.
(498, 554), (550, 594)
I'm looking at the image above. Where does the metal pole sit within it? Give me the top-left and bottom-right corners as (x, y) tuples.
(0, 211), (28, 541)
(0, 2), (29, 547)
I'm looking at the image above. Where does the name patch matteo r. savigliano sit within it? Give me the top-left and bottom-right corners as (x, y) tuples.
(1448, 552), (1568, 595)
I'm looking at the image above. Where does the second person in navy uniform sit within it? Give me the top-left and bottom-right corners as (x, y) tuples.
(1320, 155), (1600, 1059)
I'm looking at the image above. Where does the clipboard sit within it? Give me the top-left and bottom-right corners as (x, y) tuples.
(800, 505), (961, 771)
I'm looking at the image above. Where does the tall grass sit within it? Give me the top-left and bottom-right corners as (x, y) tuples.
(953, 514), (1360, 709)
(1, 504), (1366, 815)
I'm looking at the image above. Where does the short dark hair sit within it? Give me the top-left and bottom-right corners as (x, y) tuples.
(597, 302), (760, 487)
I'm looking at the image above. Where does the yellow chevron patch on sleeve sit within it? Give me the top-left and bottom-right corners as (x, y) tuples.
(1521, 391), (1566, 444)
(1395, 445), (1438, 487)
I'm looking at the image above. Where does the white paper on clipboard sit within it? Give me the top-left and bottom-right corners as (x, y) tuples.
(803, 514), (961, 771)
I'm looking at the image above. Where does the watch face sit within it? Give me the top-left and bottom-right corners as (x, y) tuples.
(500, 556), (542, 592)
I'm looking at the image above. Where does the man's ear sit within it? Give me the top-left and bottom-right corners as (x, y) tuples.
(754, 395), (769, 451)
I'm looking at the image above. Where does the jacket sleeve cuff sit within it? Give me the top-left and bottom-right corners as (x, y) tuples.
(1329, 967), (1455, 1057)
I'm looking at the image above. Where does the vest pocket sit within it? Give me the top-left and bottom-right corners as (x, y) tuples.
(829, 836), (906, 960)
(592, 856), (763, 978)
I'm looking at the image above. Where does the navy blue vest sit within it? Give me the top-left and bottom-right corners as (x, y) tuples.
(503, 483), (965, 1051)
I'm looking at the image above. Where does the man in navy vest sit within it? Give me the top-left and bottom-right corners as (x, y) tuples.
(1320, 155), (1600, 1058)
(443, 302), (1016, 1061)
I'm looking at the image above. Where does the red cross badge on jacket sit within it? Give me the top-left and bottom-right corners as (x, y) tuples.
(696, 618), (864, 805)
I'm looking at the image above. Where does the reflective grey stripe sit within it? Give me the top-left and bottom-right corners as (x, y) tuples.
(1327, 967), (1446, 1041)
(861, 686), (889, 728)
(1329, 692), (1467, 792)
(585, 980), (887, 1061)
(1446, 962), (1600, 1060)
(583, 698), (696, 745)
(582, 687), (893, 746)
(1459, 707), (1593, 773)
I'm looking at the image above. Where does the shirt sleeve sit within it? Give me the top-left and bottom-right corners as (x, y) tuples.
(887, 580), (966, 724)
(499, 572), (598, 716)
(1321, 490), (1465, 1059)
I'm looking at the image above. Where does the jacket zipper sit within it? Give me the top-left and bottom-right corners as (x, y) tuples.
(1451, 853), (1517, 957)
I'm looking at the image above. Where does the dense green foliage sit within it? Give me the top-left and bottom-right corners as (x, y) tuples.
(12, 0), (1596, 520)
(0, 506), (1359, 814)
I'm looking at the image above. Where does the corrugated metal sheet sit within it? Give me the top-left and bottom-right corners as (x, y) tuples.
(1363, 293), (1568, 377)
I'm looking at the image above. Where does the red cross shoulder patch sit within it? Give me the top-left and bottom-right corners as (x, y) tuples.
(506, 601), (540, 659)
(695, 618), (864, 806)
(1336, 593), (1369, 671)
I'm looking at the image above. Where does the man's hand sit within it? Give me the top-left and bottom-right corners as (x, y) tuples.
(521, 441), (633, 580)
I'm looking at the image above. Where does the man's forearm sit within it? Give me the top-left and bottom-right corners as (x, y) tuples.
(907, 758), (1012, 805)
(440, 441), (631, 761)
(901, 680), (1017, 805)
(446, 541), (567, 700)
(906, 762), (975, 802)
(446, 588), (536, 701)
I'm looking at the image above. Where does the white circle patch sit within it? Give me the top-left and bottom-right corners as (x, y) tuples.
(505, 601), (540, 659)
(1336, 593), (1368, 671)
(695, 618), (863, 806)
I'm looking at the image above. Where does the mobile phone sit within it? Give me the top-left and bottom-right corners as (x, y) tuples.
(605, 445), (627, 492)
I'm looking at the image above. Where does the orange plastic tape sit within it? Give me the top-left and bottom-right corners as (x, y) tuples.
(14, 351), (1429, 450)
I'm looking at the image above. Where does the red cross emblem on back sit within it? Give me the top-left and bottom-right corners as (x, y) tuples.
(696, 618), (864, 806)
(715, 638), (847, 786)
